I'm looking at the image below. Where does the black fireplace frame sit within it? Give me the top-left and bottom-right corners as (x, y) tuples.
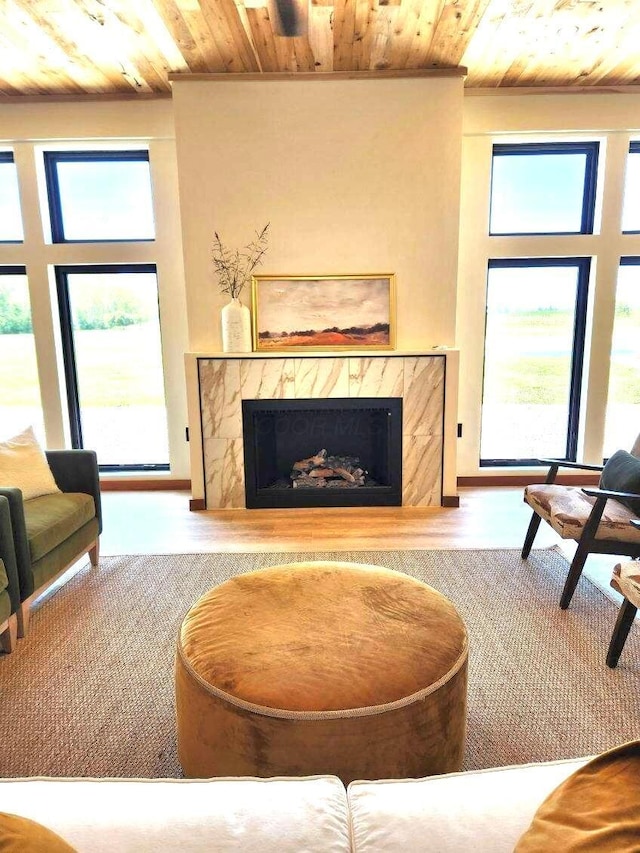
(242, 397), (403, 509)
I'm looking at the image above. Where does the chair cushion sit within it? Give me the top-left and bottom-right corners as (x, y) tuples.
(0, 426), (60, 501)
(524, 484), (640, 542)
(611, 561), (640, 609)
(24, 493), (96, 563)
(514, 740), (640, 851)
(599, 449), (640, 515)
(0, 812), (76, 851)
(0, 560), (7, 595)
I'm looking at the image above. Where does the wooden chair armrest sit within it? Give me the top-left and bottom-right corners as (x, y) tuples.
(539, 458), (603, 472)
(582, 486), (640, 502)
(537, 458), (603, 485)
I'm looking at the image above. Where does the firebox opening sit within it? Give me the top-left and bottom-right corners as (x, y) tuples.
(242, 398), (402, 508)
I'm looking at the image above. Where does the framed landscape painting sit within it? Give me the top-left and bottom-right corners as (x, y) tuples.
(251, 274), (395, 351)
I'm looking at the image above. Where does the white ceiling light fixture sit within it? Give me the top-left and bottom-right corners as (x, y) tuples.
(268, 0), (309, 37)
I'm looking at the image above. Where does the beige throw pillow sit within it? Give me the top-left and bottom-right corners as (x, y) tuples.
(0, 427), (60, 501)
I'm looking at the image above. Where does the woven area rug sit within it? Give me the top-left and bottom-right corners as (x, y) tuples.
(1, 548), (639, 778)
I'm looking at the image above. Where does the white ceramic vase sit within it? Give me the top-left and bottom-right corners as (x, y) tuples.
(221, 297), (252, 353)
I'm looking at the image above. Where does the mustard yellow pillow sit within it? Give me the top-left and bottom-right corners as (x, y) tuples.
(0, 812), (76, 852)
(515, 740), (640, 851)
(0, 427), (60, 501)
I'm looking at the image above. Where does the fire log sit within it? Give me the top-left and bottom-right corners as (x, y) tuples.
(292, 449), (328, 472)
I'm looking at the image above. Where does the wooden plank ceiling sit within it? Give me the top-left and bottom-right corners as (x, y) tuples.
(1, 0), (640, 97)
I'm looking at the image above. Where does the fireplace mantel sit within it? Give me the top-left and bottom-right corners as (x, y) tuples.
(185, 349), (459, 509)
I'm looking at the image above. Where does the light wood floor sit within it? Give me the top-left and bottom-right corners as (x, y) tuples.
(100, 486), (561, 554)
(33, 484), (620, 616)
(95, 484), (625, 608)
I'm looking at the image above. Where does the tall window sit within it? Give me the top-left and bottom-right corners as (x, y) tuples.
(603, 258), (640, 458)
(0, 268), (44, 439)
(44, 150), (155, 242)
(56, 265), (169, 470)
(490, 142), (599, 235)
(43, 149), (167, 470)
(481, 259), (590, 465)
(0, 153), (24, 242)
(481, 141), (599, 466)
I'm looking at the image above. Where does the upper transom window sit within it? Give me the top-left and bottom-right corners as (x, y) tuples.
(44, 150), (155, 243)
(489, 142), (599, 236)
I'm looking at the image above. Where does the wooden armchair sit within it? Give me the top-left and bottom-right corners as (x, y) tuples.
(0, 495), (19, 653)
(606, 519), (640, 668)
(521, 435), (640, 609)
(0, 449), (102, 637)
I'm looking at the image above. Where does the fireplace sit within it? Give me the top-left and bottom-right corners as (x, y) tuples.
(242, 398), (402, 508)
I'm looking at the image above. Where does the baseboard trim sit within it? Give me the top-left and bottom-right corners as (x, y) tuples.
(100, 479), (191, 491)
(458, 474), (600, 486)
(442, 495), (460, 507)
(189, 498), (206, 511)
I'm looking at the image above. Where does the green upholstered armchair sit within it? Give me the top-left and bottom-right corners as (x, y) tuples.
(0, 495), (19, 653)
(0, 450), (102, 638)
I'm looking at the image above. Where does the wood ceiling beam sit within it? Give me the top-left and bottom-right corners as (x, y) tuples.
(199, 0), (260, 72)
(332, 0), (358, 72)
(308, 5), (333, 71)
(246, 7), (279, 70)
(384, 0), (433, 71)
(12, 0), (122, 93)
(291, 34), (317, 71)
(170, 0), (230, 72)
(403, 0), (446, 70)
(149, 0), (215, 73)
(426, 0), (492, 66)
(3, 1), (98, 94)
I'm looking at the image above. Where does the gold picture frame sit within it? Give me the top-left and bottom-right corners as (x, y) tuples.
(251, 274), (396, 352)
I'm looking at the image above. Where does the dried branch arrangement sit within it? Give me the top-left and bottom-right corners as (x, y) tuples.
(211, 223), (270, 300)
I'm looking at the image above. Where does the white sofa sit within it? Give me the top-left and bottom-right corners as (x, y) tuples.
(0, 757), (588, 852)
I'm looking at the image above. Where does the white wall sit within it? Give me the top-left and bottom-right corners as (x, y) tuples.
(0, 100), (191, 479)
(6, 85), (639, 484)
(171, 76), (465, 353)
(457, 92), (640, 476)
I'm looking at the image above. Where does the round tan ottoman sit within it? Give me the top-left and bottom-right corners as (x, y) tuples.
(175, 561), (468, 784)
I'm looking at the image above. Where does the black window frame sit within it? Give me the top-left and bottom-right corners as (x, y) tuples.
(622, 143), (640, 235)
(55, 263), (169, 473)
(43, 150), (154, 244)
(480, 256), (591, 468)
(489, 142), (600, 236)
(0, 152), (23, 244)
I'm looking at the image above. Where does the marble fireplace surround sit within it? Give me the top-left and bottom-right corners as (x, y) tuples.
(185, 350), (460, 509)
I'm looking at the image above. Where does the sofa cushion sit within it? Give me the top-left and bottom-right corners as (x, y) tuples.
(0, 812), (76, 852)
(0, 777), (351, 853)
(0, 427), (60, 501)
(347, 757), (588, 852)
(599, 449), (640, 515)
(515, 740), (640, 851)
(24, 493), (96, 563)
(523, 484), (640, 542)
